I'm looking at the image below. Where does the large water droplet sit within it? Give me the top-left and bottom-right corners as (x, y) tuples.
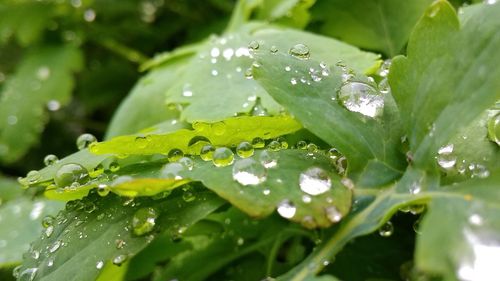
(299, 167), (332, 196)
(212, 147), (234, 167)
(76, 133), (97, 150)
(437, 143), (456, 169)
(200, 145), (215, 161)
(26, 170), (40, 185)
(132, 207), (158, 236)
(43, 154), (58, 166)
(232, 158), (267, 186)
(338, 82), (384, 118)
(160, 163), (184, 180)
(236, 141), (254, 158)
(289, 44), (310, 59)
(167, 148), (184, 162)
(54, 163), (89, 187)
(277, 200), (296, 219)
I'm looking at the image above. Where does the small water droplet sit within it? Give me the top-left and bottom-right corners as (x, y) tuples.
(84, 9), (96, 22)
(296, 141), (307, 149)
(325, 206), (342, 223)
(487, 113), (500, 146)
(167, 148), (184, 162)
(18, 267), (38, 281)
(200, 145), (216, 161)
(251, 137), (265, 148)
(212, 147), (234, 167)
(26, 170), (40, 185)
(132, 207), (158, 236)
(76, 133), (97, 150)
(437, 143), (456, 169)
(277, 200), (296, 219)
(267, 140), (281, 151)
(379, 221), (394, 237)
(112, 254), (128, 266)
(182, 189), (196, 202)
(244, 68), (253, 79)
(289, 44), (310, 59)
(248, 40), (259, 50)
(54, 163), (88, 187)
(97, 184), (110, 197)
(43, 154), (59, 166)
(89, 164), (104, 178)
(290, 77), (297, 85)
(42, 215), (55, 228)
(36, 66), (51, 81)
(270, 45), (278, 53)
(45, 225), (54, 238)
(236, 141), (254, 158)
(47, 100), (61, 111)
(96, 261), (104, 269)
(109, 161), (120, 172)
(178, 157), (194, 170)
(49, 240), (62, 253)
(263, 189), (270, 195)
(160, 163), (184, 180)
(259, 150), (278, 168)
(302, 195), (312, 203)
(232, 158), (267, 186)
(338, 82), (384, 118)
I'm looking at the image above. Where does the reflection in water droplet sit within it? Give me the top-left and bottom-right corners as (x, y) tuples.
(167, 148), (184, 162)
(267, 140), (281, 151)
(200, 145), (215, 161)
(54, 163), (88, 187)
(338, 82), (384, 118)
(132, 207), (158, 236)
(325, 206), (343, 223)
(289, 44), (310, 59)
(232, 158), (267, 186)
(299, 167), (332, 196)
(379, 221), (394, 237)
(76, 133), (97, 150)
(212, 147), (234, 167)
(277, 200), (296, 219)
(251, 137), (265, 148)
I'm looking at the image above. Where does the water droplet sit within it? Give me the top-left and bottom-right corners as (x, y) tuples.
(299, 167), (332, 196)
(296, 141), (307, 149)
(49, 240), (62, 253)
(97, 184), (110, 196)
(259, 150), (278, 168)
(76, 133), (97, 150)
(232, 158), (267, 186)
(26, 170), (40, 185)
(45, 225), (54, 238)
(263, 189), (270, 195)
(88, 164), (104, 178)
(302, 195), (312, 203)
(248, 40), (259, 50)
(109, 161), (120, 172)
(290, 77), (297, 85)
(43, 154), (58, 166)
(289, 44), (310, 59)
(277, 200), (296, 219)
(47, 100), (61, 111)
(96, 261), (104, 269)
(42, 215), (54, 228)
(18, 268), (38, 281)
(31, 250), (40, 260)
(377, 59), (391, 77)
(236, 141), (254, 158)
(132, 207), (158, 236)
(36, 66), (50, 81)
(437, 143), (456, 169)
(212, 147), (234, 167)
(182, 190), (196, 202)
(112, 254), (128, 266)
(338, 82), (384, 118)
(210, 47), (220, 57)
(325, 206), (342, 223)
(327, 148), (341, 162)
(167, 148), (184, 162)
(251, 137), (265, 148)
(270, 45), (278, 53)
(211, 69), (218, 76)
(54, 163), (88, 187)
(160, 163), (184, 180)
(379, 221), (394, 237)
(267, 140), (281, 151)
(487, 113), (500, 146)
(188, 136), (211, 154)
(178, 157), (194, 170)
(200, 145), (216, 161)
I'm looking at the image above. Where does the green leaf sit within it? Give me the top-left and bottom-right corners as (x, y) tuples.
(93, 115), (301, 155)
(0, 45), (83, 163)
(0, 197), (64, 266)
(312, 0), (433, 56)
(0, 2), (53, 46)
(256, 0), (316, 29)
(18, 191), (225, 281)
(105, 57), (190, 139)
(165, 24), (380, 122)
(416, 171), (500, 280)
(0, 175), (22, 203)
(252, 51), (404, 179)
(388, 1), (500, 168)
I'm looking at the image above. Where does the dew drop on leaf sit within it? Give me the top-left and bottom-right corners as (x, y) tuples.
(178, 157), (194, 170)
(325, 206), (343, 223)
(76, 133), (97, 150)
(26, 170), (40, 185)
(132, 207), (158, 236)
(160, 163), (184, 180)
(167, 148), (184, 162)
(232, 158), (267, 186)
(54, 163), (89, 188)
(277, 200), (296, 219)
(112, 254), (128, 266)
(379, 221), (394, 237)
(108, 161), (120, 172)
(259, 150), (278, 168)
(18, 267), (38, 281)
(212, 147), (234, 167)
(267, 140), (281, 151)
(248, 40), (259, 50)
(96, 261), (104, 270)
(338, 82), (384, 118)
(296, 141), (307, 149)
(251, 137), (265, 148)
(42, 215), (54, 228)
(43, 154), (58, 166)
(289, 43), (310, 59)
(89, 164), (104, 178)
(97, 184), (110, 197)
(437, 143), (456, 169)
(200, 145), (215, 161)
(487, 113), (500, 146)
(299, 167), (332, 196)
(49, 240), (62, 253)
(270, 45), (278, 53)
(236, 141), (254, 158)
